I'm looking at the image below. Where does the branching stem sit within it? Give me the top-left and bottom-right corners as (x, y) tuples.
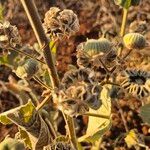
(33, 76), (52, 90)
(36, 95), (52, 111)
(120, 8), (128, 37)
(115, 99), (129, 132)
(20, 0), (78, 149)
(118, 8), (129, 57)
(20, 0), (59, 88)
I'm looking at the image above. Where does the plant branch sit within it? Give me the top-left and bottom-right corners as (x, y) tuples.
(115, 99), (129, 132)
(20, 0), (59, 88)
(20, 1), (78, 149)
(33, 76), (52, 90)
(36, 95), (52, 111)
(120, 8), (128, 37)
(83, 113), (110, 119)
(118, 8), (129, 57)
(62, 114), (78, 150)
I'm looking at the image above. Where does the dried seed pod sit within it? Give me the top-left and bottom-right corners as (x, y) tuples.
(84, 84), (102, 109)
(62, 68), (95, 88)
(121, 69), (150, 98)
(56, 68), (102, 116)
(84, 38), (112, 56)
(43, 7), (79, 39)
(76, 47), (117, 83)
(16, 59), (39, 79)
(59, 99), (89, 117)
(76, 38), (114, 69)
(100, 48), (117, 68)
(123, 33), (146, 50)
(76, 48), (90, 68)
(0, 21), (22, 49)
(58, 86), (89, 117)
(129, 21), (147, 34)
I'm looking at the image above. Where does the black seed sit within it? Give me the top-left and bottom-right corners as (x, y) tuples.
(141, 90), (145, 98)
(137, 86), (141, 95)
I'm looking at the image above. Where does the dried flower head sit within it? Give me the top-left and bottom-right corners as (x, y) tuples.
(43, 7), (79, 39)
(56, 69), (102, 116)
(129, 21), (147, 34)
(123, 33), (146, 50)
(15, 59), (39, 79)
(0, 21), (22, 49)
(77, 38), (116, 71)
(121, 70), (150, 98)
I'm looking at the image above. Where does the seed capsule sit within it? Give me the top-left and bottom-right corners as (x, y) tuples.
(123, 33), (146, 50)
(114, 0), (127, 7)
(84, 38), (112, 56)
(16, 59), (38, 79)
(114, 0), (140, 8)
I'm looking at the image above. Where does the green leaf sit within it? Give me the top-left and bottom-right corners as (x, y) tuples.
(0, 50), (18, 67)
(19, 100), (35, 123)
(43, 69), (51, 86)
(0, 55), (8, 65)
(125, 129), (145, 148)
(18, 128), (32, 149)
(0, 4), (4, 21)
(77, 142), (84, 150)
(50, 40), (57, 54)
(140, 103), (150, 124)
(0, 100), (35, 125)
(78, 84), (112, 143)
(0, 114), (12, 125)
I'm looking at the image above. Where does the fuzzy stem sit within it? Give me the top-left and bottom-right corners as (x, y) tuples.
(36, 95), (52, 111)
(20, 0), (59, 88)
(115, 99), (129, 132)
(118, 8), (129, 57)
(33, 76), (52, 90)
(20, 0), (78, 149)
(122, 49), (133, 60)
(83, 113), (110, 119)
(120, 8), (128, 37)
(63, 114), (78, 150)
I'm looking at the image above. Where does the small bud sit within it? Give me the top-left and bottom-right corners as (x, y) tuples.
(123, 33), (146, 50)
(16, 59), (38, 79)
(114, 0), (140, 8)
(114, 0), (131, 8)
(84, 38), (112, 56)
